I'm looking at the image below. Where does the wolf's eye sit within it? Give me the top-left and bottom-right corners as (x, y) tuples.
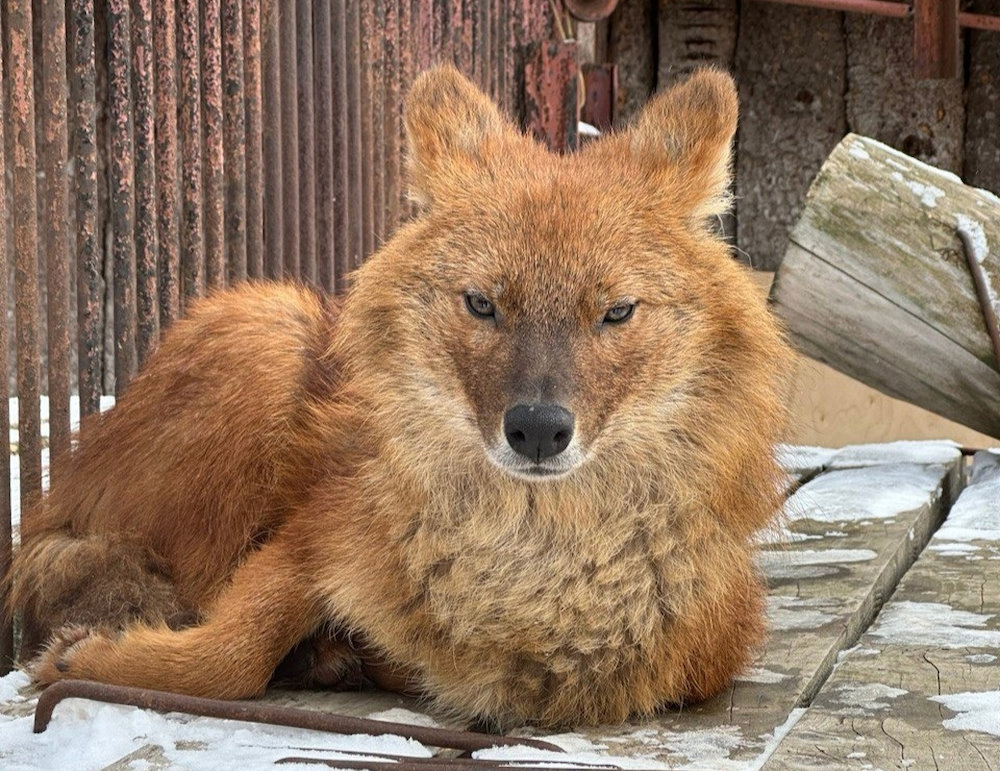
(464, 291), (496, 319)
(603, 302), (636, 325)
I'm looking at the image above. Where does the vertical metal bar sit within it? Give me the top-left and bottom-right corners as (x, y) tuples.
(244, 0), (265, 280)
(223, 0), (248, 283)
(178, 0), (205, 304)
(0, 30), (13, 675)
(914, 0), (960, 79)
(314, 0), (335, 291)
(332, 0), (351, 290)
(383, 0), (401, 235)
(72, 0), (102, 418)
(370, 0), (386, 247)
(346, 1), (364, 270)
(41, 0), (72, 473)
(10, 0), (43, 505)
(396, 0), (413, 224)
(108, 0), (138, 395)
(154, 0), (181, 329)
(263, 0), (284, 279)
(359, 3), (376, 259)
(202, 0), (227, 290)
(297, 0), (317, 284)
(281, 0), (301, 277)
(132, 0), (160, 369)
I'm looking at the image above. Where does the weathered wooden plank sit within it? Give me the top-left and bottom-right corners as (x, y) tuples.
(733, 2), (846, 270)
(765, 454), (1000, 769)
(965, 0), (1000, 196)
(846, 14), (964, 174)
(609, 0), (656, 126)
(770, 134), (1000, 437)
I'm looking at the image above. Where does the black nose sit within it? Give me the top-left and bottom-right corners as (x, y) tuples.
(503, 404), (575, 462)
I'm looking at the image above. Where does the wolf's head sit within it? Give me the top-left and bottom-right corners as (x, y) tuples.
(343, 66), (789, 489)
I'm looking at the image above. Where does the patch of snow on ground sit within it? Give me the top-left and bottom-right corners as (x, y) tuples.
(365, 707), (443, 729)
(905, 180), (945, 207)
(933, 469), (1000, 544)
(658, 725), (744, 770)
(785, 464), (941, 523)
(929, 691), (1000, 737)
(737, 667), (789, 685)
(869, 601), (1000, 648)
(775, 444), (836, 475)
(766, 596), (839, 631)
(956, 214), (990, 264)
(966, 653), (997, 664)
(831, 683), (907, 715)
(829, 440), (960, 468)
(745, 708), (806, 771)
(476, 743), (669, 769)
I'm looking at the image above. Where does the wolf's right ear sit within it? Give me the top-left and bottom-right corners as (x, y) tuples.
(404, 65), (514, 206)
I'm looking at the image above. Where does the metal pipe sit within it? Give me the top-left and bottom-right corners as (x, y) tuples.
(154, 0), (181, 329)
(33, 680), (563, 756)
(178, 0), (206, 305)
(203, 0), (227, 290)
(223, 0), (248, 284)
(958, 227), (1000, 375)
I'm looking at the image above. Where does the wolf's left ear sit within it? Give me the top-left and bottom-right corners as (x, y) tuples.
(404, 65), (514, 206)
(629, 69), (738, 220)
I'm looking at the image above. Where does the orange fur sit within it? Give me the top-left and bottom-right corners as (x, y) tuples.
(8, 66), (793, 728)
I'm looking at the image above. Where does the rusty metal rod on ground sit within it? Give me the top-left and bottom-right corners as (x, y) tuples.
(33, 680), (562, 755)
(958, 227), (1000, 376)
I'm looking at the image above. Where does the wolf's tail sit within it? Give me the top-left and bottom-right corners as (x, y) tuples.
(7, 524), (188, 659)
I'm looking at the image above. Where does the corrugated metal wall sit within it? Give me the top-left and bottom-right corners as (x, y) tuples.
(0, 0), (561, 671)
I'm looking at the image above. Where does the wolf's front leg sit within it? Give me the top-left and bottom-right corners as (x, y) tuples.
(30, 534), (324, 699)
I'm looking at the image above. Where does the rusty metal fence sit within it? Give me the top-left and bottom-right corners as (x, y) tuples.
(0, 0), (576, 670)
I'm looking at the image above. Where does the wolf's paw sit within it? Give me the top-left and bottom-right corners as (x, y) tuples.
(29, 625), (115, 686)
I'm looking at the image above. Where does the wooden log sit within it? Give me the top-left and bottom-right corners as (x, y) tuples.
(770, 134), (1000, 438)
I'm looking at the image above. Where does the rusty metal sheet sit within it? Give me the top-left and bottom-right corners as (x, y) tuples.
(223, 0), (248, 283)
(244, 0), (264, 280)
(371, 0), (387, 246)
(332, 0), (351, 290)
(108, 0), (138, 395)
(154, 0), (181, 329)
(178, 0), (205, 304)
(314, 0), (335, 291)
(346, 2), (364, 270)
(280, 0), (301, 278)
(524, 40), (581, 153)
(581, 62), (616, 132)
(71, 0), (102, 418)
(297, 0), (317, 285)
(10, 0), (43, 504)
(0, 28), (12, 674)
(132, 0), (160, 369)
(360, 2), (376, 259)
(41, 0), (72, 471)
(263, 0), (283, 280)
(203, 0), (227, 290)
(382, 0), (402, 235)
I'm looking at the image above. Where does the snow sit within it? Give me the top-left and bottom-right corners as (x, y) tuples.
(830, 683), (907, 715)
(848, 143), (871, 160)
(905, 180), (945, 208)
(868, 601), (1000, 649)
(0, 672), (658, 771)
(745, 708), (806, 771)
(775, 444), (836, 475)
(828, 440), (960, 468)
(784, 464), (941, 523)
(737, 667), (790, 685)
(933, 469), (1000, 544)
(966, 654), (997, 665)
(766, 596), (838, 631)
(956, 214), (990, 264)
(929, 691), (1000, 738)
